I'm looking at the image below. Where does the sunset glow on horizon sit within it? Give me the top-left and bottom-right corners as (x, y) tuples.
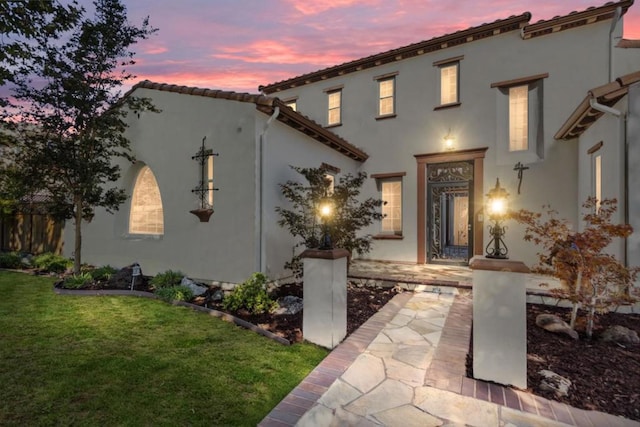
(52, 1), (640, 94)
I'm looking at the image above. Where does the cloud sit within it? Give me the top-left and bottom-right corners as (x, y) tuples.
(283, 0), (380, 16)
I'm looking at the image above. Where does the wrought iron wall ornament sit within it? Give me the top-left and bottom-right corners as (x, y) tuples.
(513, 162), (529, 195)
(190, 136), (218, 222)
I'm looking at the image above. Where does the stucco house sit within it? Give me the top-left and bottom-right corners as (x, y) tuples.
(71, 0), (640, 283)
(71, 83), (365, 283)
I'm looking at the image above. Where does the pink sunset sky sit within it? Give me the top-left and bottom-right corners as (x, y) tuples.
(49, 1), (640, 94)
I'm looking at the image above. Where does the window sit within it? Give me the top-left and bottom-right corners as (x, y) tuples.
(588, 141), (603, 211)
(433, 56), (463, 109)
(381, 180), (402, 235)
(327, 89), (342, 126)
(509, 85), (528, 151)
(129, 166), (164, 235)
(284, 98), (297, 111)
(491, 73), (548, 165)
(440, 64), (458, 105)
(371, 172), (405, 238)
(207, 155), (214, 206)
(378, 77), (395, 116)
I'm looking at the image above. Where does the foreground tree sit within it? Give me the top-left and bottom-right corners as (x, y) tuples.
(512, 197), (638, 339)
(1, 0), (157, 273)
(0, 0), (82, 87)
(276, 165), (384, 276)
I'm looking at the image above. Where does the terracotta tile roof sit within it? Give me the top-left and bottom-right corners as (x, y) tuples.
(555, 69), (640, 140)
(617, 38), (640, 48)
(260, 1), (634, 94)
(522, 0), (634, 39)
(126, 80), (368, 162)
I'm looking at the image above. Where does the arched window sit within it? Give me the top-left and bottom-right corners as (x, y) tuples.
(129, 166), (164, 235)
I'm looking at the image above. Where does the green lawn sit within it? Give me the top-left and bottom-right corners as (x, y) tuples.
(0, 271), (327, 426)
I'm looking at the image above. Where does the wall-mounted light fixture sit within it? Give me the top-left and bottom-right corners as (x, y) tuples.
(318, 195), (334, 250)
(485, 178), (509, 259)
(443, 129), (455, 151)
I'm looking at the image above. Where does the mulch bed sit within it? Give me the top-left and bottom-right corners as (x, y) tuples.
(526, 303), (640, 421)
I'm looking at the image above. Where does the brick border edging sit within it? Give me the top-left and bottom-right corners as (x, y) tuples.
(53, 286), (290, 345)
(431, 295), (639, 427)
(258, 291), (414, 427)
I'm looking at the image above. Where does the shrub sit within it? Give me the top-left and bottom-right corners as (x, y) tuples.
(512, 197), (638, 339)
(276, 165), (384, 277)
(222, 272), (277, 315)
(32, 252), (72, 273)
(63, 272), (93, 289)
(0, 252), (23, 269)
(90, 265), (117, 282)
(150, 270), (184, 289)
(155, 285), (193, 302)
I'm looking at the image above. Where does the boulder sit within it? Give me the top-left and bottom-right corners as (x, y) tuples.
(536, 313), (579, 340)
(275, 296), (303, 315)
(180, 277), (208, 296)
(538, 369), (572, 397)
(211, 289), (224, 302)
(600, 325), (639, 346)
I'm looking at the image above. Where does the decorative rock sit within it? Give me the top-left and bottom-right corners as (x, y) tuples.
(275, 295), (303, 315)
(538, 369), (572, 397)
(180, 277), (207, 296)
(536, 313), (579, 340)
(600, 325), (640, 346)
(211, 289), (224, 302)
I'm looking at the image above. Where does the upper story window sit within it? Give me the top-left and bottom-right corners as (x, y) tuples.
(327, 89), (342, 126)
(434, 56), (463, 109)
(323, 85), (343, 127)
(491, 72), (548, 165)
(129, 165), (164, 235)
(283, 98), (297, 111)
(509, 85), (529, 151)
(374, 72), (398, 118)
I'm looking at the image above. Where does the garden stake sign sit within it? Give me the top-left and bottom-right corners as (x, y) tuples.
(190, 136), (218, 222)
(130, 263), (141, 290)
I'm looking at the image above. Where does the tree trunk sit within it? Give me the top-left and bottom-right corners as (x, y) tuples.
(586, 295), (596, 340)
(74, 197), (82, 275)
(569, 269), (582, 329)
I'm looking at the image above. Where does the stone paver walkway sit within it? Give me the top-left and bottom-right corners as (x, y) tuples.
(261, 285), (639, 426)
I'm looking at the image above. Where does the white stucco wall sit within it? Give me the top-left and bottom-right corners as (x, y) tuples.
(628, 83), (640, 269)
(261, 116), (362, 280)
(270, 18), (640, 267)
(67, 88), (259, 283)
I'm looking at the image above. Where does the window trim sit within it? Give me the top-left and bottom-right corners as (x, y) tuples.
(436, 58), (461, 107)
(376, 76), (396, 118)
(490, 72), (549, 89)
(372, 172), (405, 239)
(283, 97), (298, 111)
(325, 88), (342, 127)
(128, 165), (164, 236)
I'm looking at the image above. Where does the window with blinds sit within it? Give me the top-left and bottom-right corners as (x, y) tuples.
(129, 166), (164, 235)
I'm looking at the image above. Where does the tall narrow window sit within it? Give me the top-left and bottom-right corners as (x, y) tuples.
(440, 63), (458, 105)
(509, 85), (529, 151)
(378, 77), (395, 116)
(327, 89), (342, 126)
(381, 179), (402, 235)
(129, 166), (164, 235)
(594, 154), (602, 211)
(207, 155), (214, 206)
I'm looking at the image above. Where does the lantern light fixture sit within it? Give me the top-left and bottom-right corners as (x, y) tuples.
(443, 129), (455, 151)
(485, 178), (510, 259)
(318, 196), (334, 250)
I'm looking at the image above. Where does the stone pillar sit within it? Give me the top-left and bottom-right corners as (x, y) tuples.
(301, 248), (350, 349)
(469, 256), (530, 389)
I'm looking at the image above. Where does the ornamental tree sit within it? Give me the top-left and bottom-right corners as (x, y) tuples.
(0, 0), (158, 274)
(276, 165), (384, 276)
(511, 197), (638, 339)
